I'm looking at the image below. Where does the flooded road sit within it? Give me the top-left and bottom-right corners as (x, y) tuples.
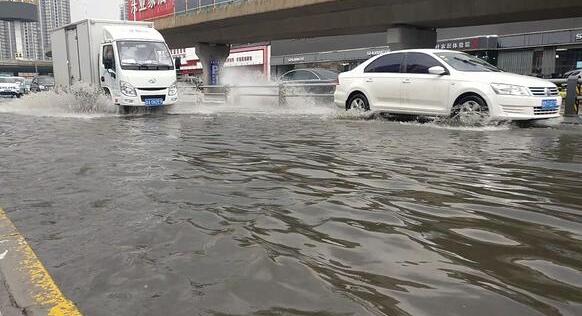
(1, 95), (582, 316)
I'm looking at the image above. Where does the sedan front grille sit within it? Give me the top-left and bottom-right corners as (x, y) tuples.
(533, 106), (559, 116)
(529, 87), (559, 97)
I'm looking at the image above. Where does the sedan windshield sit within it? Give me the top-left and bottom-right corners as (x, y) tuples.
(436, 52), (501, 72)
(117, 41), (174, 70)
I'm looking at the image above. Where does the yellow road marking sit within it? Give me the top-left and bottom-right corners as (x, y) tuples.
(0, 208), (82, 316)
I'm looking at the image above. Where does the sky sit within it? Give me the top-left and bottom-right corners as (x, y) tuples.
(70, 0), (122, 22)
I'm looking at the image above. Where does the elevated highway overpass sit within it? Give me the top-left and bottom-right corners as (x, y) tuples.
(154, 0), (582, 83)
(0, 60), (52, 75)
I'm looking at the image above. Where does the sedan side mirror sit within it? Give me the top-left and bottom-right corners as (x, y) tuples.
(429, 66), (447, 76)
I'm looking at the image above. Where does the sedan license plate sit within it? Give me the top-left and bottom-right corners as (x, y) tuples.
(542, 99), (558, 109)
(144, 98), (163, 106)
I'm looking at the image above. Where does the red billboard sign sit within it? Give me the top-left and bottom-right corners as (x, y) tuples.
(128, 0), (175, 21)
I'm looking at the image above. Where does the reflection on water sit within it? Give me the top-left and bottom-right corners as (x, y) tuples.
(0, 108), (581, 316)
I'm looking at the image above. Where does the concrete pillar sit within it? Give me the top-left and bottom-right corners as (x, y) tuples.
(195, 43), (230, 85)
(387, 25), (437, 51)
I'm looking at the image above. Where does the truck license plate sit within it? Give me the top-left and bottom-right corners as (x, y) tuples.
(542, 99), (558, 109)
(145, 98), (163, 106)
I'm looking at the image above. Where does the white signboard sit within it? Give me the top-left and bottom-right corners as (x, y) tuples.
(224, 50), (264, 67)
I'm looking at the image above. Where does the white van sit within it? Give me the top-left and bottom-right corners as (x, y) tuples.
(335, 49), (561, 121)
(51, 19), (178, 107)
(0, 77), (23, 98)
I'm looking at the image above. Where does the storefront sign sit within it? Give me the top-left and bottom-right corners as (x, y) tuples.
(576, 33), (582, 41)
(210, 60), (219, 85)
(437, 38), (479, 50)
(366, 49), (390, 56)
(437, 36), (498, 51)
(129, 0), (175, 21)
(273, 46), (391, 66)
(286, 56), (306, 63)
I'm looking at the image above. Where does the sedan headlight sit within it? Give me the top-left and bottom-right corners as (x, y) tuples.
(120, 81), (137, 97)
(491, 83), (531, 96)
(168, 82), (178, 96)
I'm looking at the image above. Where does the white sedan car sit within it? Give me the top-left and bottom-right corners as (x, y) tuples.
(334, 49), (561, 121)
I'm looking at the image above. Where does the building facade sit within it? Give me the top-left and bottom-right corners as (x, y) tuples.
(120, 0), (129, 21)
(272, 18), (582, 79)
(438, 28), (582, 78)
(171, 44), (271, 81)
(37, 0), (70, 59)
(271, 33), (390, 78)
(0, 0), (42, 60)
(0, 0), (70, 61)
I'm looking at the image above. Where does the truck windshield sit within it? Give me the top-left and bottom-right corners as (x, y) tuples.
(117, 41), (174, 71)
(435, 52), (501, 72)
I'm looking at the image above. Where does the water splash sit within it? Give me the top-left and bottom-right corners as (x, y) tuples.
(0, 83), (118, 118)
(168, 94), (341, 117)
(0, 81), (558, 133)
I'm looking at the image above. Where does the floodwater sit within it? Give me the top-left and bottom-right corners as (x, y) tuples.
(0, 91), (582, 316)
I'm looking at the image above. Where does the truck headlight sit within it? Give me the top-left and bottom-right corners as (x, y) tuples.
(120, 81), (137, 97)
(491, 83), (531, 96)
(168, 82), (178, 96)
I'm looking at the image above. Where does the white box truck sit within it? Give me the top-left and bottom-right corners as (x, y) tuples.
(51, 19), (178, 107)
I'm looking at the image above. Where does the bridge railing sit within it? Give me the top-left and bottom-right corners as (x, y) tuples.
(175, 0), (247, 16)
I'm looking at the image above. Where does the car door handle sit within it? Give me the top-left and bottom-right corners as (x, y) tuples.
(365, 78), (373, 83)
(101, 76), (105, 82)
(402, 79), (412, 84)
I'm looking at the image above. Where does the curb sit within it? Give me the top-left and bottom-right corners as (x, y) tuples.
(562, 116), (582, 125)
(0, 208), (82, 316)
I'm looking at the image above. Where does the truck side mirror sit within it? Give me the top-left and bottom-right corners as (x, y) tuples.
(107, 68), (116, 79)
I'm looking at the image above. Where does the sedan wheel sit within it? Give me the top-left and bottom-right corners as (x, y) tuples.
(347, 93), (370, 112)
(452, 96), (489, 124)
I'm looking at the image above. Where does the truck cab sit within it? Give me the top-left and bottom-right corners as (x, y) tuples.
(51, 20), (178, 108)
(99, 26), (178, 107)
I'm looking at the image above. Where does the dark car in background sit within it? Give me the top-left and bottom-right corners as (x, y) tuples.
(280, 68), (339, 84)
(279, 68), (339, 97)
(563, 69), (582, 79)
(30, 76), (55, 92)
(14, 77), (27, 95)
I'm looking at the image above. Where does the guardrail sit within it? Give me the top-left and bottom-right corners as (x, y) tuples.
(199, 82), (337, 106)
(549, 78), (582, 117)
(195, 78), (581, 115)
